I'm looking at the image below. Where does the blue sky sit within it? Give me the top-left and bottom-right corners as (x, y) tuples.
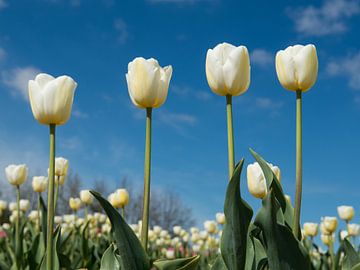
(0, 0), (360, 233)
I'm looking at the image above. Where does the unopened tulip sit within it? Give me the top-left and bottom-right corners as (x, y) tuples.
(275, 44), (318, 92)
(9, 202), (17, 212)
(340, 230), (349, 240)
(69, 197), (82, 211)
(80, 190), (93, 205)
(173, 226), (182, 235)
(165, 249), (175, 259)
(322, 217), (338, 234)
(28, 73), (77, 125)
(321, 234), (333, 246)
(216, 212), (225, 225)
(205, 42), (250, 96)
(5, 164), (28, 186)
(19, 199), (30, 212)
(247, 162), (281, 199)
(28, 210), (39, 222)
(303, 222), (318, 237)
(0, 200), (7, 211)
(348, 223), (360, 236)
(337, 206), (355, 222)
(32, 176), (47, 193)
(204, 220), (217, 234)
(126, 57), (172, 109)
(55, 157), (69, 177)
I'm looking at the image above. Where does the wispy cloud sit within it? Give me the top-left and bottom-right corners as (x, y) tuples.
(287, 0), (360, 36)
(158, 110), (197, 133)
(250, 49), (273, 67)
(326, 52), (360, 89)
(114, 18), (129, 44)
(0, 0), (7, 9)
(0, 47), (6, 62)
(72, 109), (89, 119)
(1, 66), (41, 100)
(172, 85), (212, 101)
(255, 97), (283, 110)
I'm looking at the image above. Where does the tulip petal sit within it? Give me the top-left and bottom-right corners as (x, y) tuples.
(294, 45), (318, 91)
(275, 50), (298, 91)
(206, 49), (227, 96)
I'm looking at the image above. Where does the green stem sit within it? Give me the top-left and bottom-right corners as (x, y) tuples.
(122, 206), (125, 220)
(226, 95), (235, 180)
(141, 107), (152, 251)
(329, 239), (335, 270)
(54, 179), (59, 212)
(46, 124), (56, 270)
(85, 206), (88, 224)
(293, 90), (302, 238)
(15, 185), (20, 262)
(37, 194), (41, 231)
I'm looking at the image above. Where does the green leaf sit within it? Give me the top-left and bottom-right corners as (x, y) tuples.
(210, 256), (227, 270)
(90, 191), (151, 270)
(221, 159), (253, 270)
(351, 263), (360, 270)
(153, 255), (200, 270)
(254, 190), (311, 270)
(100, 244), (121, 270)
(341, 239), (360, 270)
(39, 196), (47, 247)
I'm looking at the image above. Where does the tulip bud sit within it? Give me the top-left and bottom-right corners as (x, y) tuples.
(321, 234), (333, 246)
(321, 217), (338, 234)
(337, 205), (355, 222)
(173, 226), (182, 235)
(5, 164), (28, 186)
(9, 202), (17, 212)
(303, 222), (318, 237)
(28, 73), (77, 125)
(275, 44), (318, 92)
(19, 199), (30, 212)
(54, 157), (69, 177)
(247, 162), (280, 199)
(0, 200), (7, 211)
(205, 42), (250, 96)
(165, 249), (175, 259)
(28, 210), (39, 222)
(32, 176), (48, 193)
(347, 223), (360, 237)
(54, 216), (63, 224)
(126, 57), (172, 109)
(340, 230), (349, 240)
(80, 190), (93, 205)
(204, 220), (217, 234)
(215, 212), (225, 225)
(69, 197), (82, 211)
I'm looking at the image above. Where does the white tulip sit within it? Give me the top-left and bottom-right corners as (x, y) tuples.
(337, 205), (355, 222)
(321, 217), (338, 234)
(9, 202), (17, 211)
(32, 176), (48, 193)
(173, 226), (182, 235)
(303, 222), (318, 237)
(215, 212), (225, 225)
(5, 164), (28, 186)
(204, 220), (217, 234)
(54, 216), (63, 224)
(340, 230), (349, 240)
(55, 157), (69, 177)
(28, 73), (77, 125)
(28, 210), (39, 222)
(0, 200), (7, 210)
(69, 197), (82, 211)
(80, 190), (93, 205)
(206, 42), (250, 96)
(126, 57), (172, 109)
(348, 224), (360, 236)
(275, 44), (318, 92)
(247, 162), (280, 199)
(165, 249), (175, 259)
(19, 199), (30, 212)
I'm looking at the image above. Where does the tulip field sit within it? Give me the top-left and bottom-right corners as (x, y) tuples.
(0, 42), (359, 270)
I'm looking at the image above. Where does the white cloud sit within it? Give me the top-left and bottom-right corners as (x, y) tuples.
(172, 85), (212, 101)
(288, 0), (360, 36)
(72, 109), (88, 119)
(0, 0), (7, 9)
(0, 47), (6, 62)
(158, 110), (197, 133)
(250, 49), (273, 67)
(1, 67), (41, 100)
(114, 18), (128, 44)
(255, 97), (283, 110)
(326, 52), (360, 89)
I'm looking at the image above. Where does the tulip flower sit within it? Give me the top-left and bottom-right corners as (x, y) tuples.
(126, 57), (172, 251)
(204, 220), (217, 234)
(69, 197), (82, 212)
(205, 42), (250, 180)
(303, 222), (318, 238)
(347, 223), (360, 237)
(173, 226), (182, 235)
(322, 217), (338, 234)
(215, 212), (225, 225)
(5, 164), (28, 261)
(247, 162), (281, 199)
(337, 205), (355, 222)
(28, 72), (77, 270)
(0, 200), (7, 211)
(275, 44), (318, 238)
(80, 190), (93, 223)
(32, 176), (47, 229)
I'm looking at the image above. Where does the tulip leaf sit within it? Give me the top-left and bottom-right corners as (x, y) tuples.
(254, 189), (311, 270)
(100, 244), (121, 270)
(153, 255), (200, 270)
(210, 255), (227, 270)
(341, 239), (360, 270)
(90, 190), (151, 270)
(220, 159), (253, 270)
(39, 196), (47, 246)
(351, 263), (360, 270)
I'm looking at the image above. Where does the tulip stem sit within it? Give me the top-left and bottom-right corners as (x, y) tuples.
(293, 90), (302, 239)
(46, 124), (56, 270)
(37, 194), (41, 231)
(141, 107), (152, 251)
(226, 95), (235, 180)
(54, 179), (59, 212)
(15, 185), (20, 263)
(122, 206), (126, 220)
